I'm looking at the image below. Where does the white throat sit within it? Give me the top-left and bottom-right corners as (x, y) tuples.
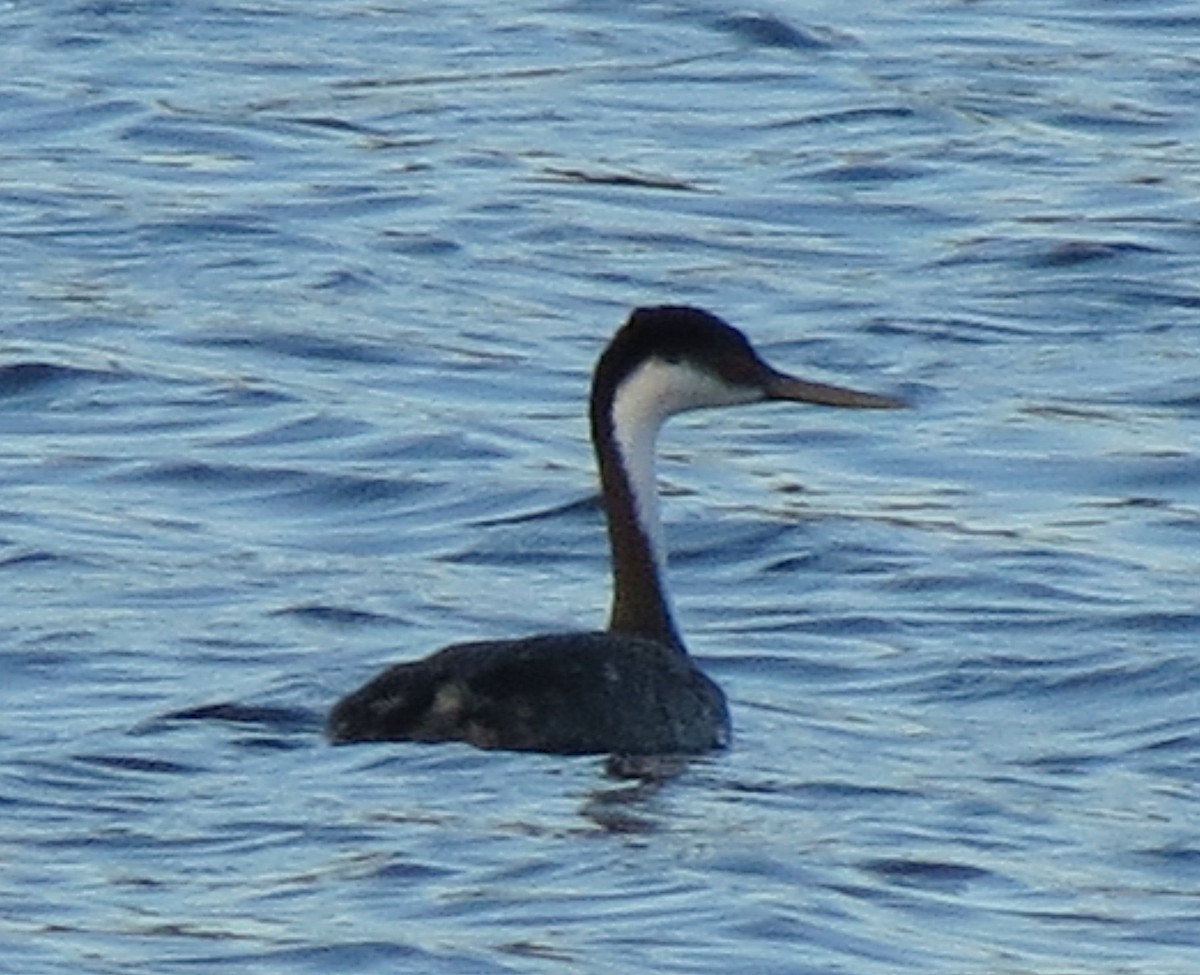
(609, 358), (762, 574)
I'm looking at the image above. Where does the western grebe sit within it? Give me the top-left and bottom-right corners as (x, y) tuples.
(327, 306), (900, 754)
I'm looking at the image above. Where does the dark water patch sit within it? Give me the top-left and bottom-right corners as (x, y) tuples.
(728, 776), (918, 803)
(672, 518), (789, 565)
(1085, 12), (1200, 34)
(469, 494), (598, 529)
(158, 940), (504, 974)
(6, 219), (154, 261)
(936, 234), (1163, 272)
(709, 12), (838, 51)
(6, 759), (152, 816)
(725, 908), (915, 970)
(311, 267), (385, 294)
(1125, 382), (1200, 411)
(228, 735), (314, 752)
(861, 857), (994, 890)
(1020, 402), (1125, 423)
(376, 431), (511, 466)
(0, 549), (79, 570)
(1093, 610), (1200, 637)
(139, 213), (283, 248)
(6, 632), (94, 669)
(1042, 656), (1193, 698)
(72, 753), (198, 776)
(331, 56), (607, 95)
(1127, 726), (1200, 757)
(1087, 495), (1172, 511)
(0, 93), (140, 141)
(1109, 284), (1200, 311)
(901, 651), (1096, 703)
(379, 230), (462, 257)
(153, 702), (320, 735)
(861, 315), (1029, 345)
(271, 603), (401, 628)
(797, 780), (918, 803)
(1031, 239), (1162, 268)
(809, 161), (929, 184)
(276, 114), (385, 137)
(438, 541), (588, 568)
(1017, 751), (1112, 777)
(540, 166), (705, 193)
(762, 545), (892, 575)
(1094, 452), (1200, 495)
(1047, 105), (1175, 135)
(275, 471), (424, 511)
(173, 635), (301, 669)
(723, 653), (859, 685)
(599, 754), (695, 786)
(156, 381), (299, 418)
(109, 461), (423, 513)
(111, 459), (306, 493)
(577, 802), (662, 835)
(212, 413), (373, 450)
(365, 857), (456, 883)
(264, 186), (427, 223)
(0, 361), (121, 400)
(496, 940), (578, 963)
(187, 330), (404, 366)
(728, 611), (906, 639)
(121, 113), (284, 160)
(913, 651), (1193, 705)
(760, 105), (917, 129)
(1131, 842), (1200, 872)
(881, 570), (1111, 609)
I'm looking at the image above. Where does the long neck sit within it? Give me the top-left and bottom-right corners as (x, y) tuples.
(589, 379), (684, 652)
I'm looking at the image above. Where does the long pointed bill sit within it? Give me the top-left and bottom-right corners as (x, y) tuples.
(763, 369), (905, 409)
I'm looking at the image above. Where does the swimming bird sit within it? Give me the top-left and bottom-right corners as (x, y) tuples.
(327, 306), (901, 754)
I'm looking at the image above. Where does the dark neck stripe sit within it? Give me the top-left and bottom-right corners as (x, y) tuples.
(589, 356), (684, 652)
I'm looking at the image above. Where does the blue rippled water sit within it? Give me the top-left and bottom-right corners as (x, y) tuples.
(3, 1), (1199, 972)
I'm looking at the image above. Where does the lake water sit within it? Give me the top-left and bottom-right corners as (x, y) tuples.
(3, 1), (1199, 972)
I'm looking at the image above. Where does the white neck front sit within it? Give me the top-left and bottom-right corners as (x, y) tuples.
(609, 364), (669, 575)
(608, 358), (763, 576)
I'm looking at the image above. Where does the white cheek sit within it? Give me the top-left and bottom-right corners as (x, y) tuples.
(614, 360), (761, 429)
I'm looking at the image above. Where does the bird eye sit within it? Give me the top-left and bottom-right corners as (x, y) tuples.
(721, 350), (760, 385)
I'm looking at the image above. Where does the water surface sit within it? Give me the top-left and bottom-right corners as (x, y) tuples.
(2, 1), (1199, 972)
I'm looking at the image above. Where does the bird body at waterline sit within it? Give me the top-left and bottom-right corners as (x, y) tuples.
(327, 306), (901, 755)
